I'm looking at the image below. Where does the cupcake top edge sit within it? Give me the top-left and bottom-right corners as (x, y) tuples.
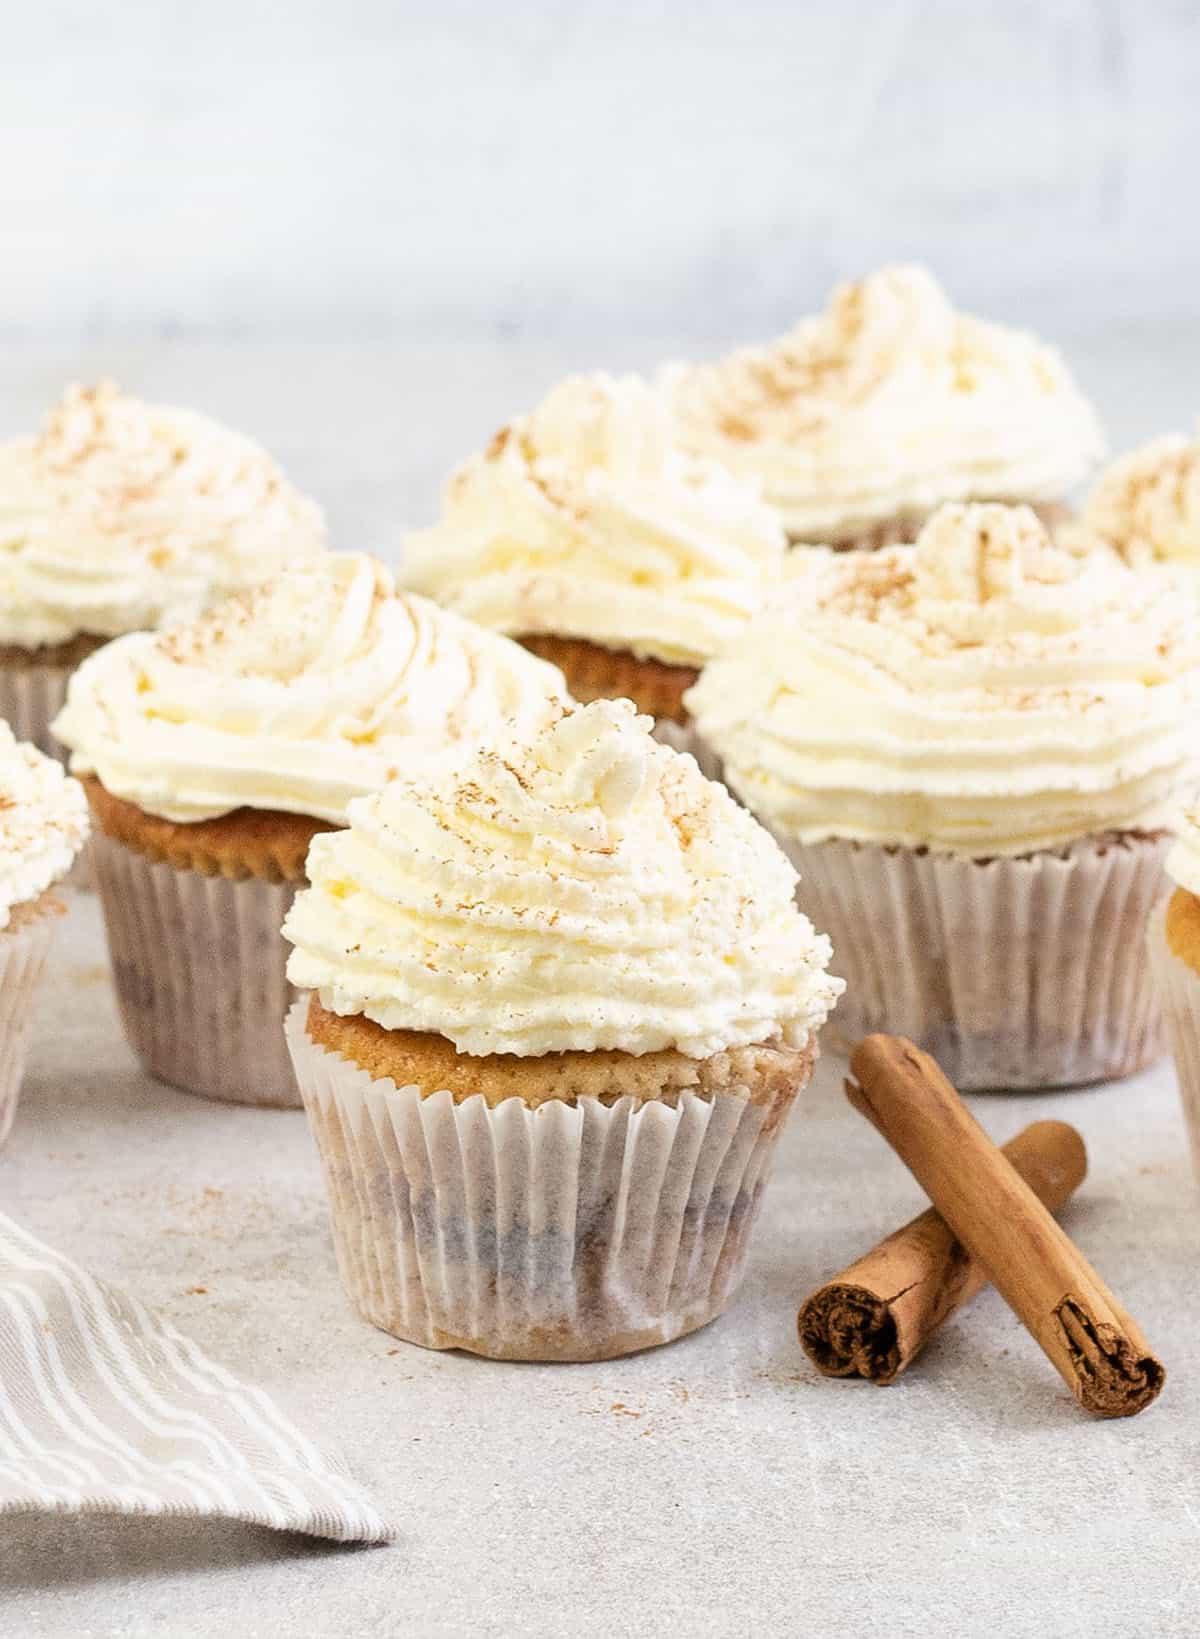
(51, 551), (569, 828)
(400, 370), (787, 669)
(0, 723), (89, 927)
(0, 381), (327, 649)
(686, 502), (1200, 857)
(662, 265), (1106, 541)
(282, 697), (843, 1059)
(1075, 426), (1200, 568)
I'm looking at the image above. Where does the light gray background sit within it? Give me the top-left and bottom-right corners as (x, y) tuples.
(6, 0), (1200, 345)
(5, 1), (1199, 553)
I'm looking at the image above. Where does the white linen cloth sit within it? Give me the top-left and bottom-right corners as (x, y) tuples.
(0, 1210), (392, 1543)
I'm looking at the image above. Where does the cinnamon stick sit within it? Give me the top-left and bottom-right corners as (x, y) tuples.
(845, 1036), (1165, 1418)
(799, 1119), (1086, 1384)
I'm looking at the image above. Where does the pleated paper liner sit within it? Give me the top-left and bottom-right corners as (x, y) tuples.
(285, 1001), (815, 1361)
(90, 834), (302, 1107)
(780, 831), (1167, 1091)
(0, 894), (64, 1147)
(0, 664), (74, 763)
(1147, 895), (1200, 1183)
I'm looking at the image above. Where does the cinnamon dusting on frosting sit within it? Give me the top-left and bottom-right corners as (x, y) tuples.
(53, 553), (567, 826)
(284, 698), (841, 1057)
(663, 266), (1104, 542)
(403, 372), (786, 668)
(0, 382), (326, 647)
(1078, 428), (1200, 568)
(687, 502), (1200, 855)
(0, 724), (89, 928)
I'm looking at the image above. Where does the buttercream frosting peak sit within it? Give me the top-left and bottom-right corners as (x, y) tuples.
(911, 503), (1103, 640)
(283, 698), (842, 1058)
(53, 553), (568, 827)
(687, 504), (1200, 855)
(664, 265), (1105, 541)
(525, 698), (652, 821)
(515, 373), (675, 480)
(402, 372), (786, 669)
(0, 382), (326, 648)
(1079, 428), (1200, 568)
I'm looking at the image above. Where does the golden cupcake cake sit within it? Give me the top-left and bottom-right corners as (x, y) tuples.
(1073, 427), (1200, 569)
(688, 502), (1200, 1090)
(53, 552), (567, 1108)
(1147, 806), (1200, 1180)
(0, 382), (326, 754)
(402, 372), (786, 736)
(663, 265), (1104, 548)
(0, 722), (89, 1145)
(283, 698), (841, 1361)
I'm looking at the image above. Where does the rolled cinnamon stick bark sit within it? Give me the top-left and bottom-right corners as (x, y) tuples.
(846, 1035), (1165, 1419)
(799, 1120), (1087, 1384)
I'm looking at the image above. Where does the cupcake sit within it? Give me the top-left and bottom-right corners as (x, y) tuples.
(0, 723), (89, 1145)
(687, 503), (1200, 1090)
(1147, 808), (1200, 1180)
(52, 553), (567, 1109)
(663, 266), (1104, 548)
(283, 698), (841, 1360)
(0, 382), (326, 754)
(401, 372), (786, 740)
(1072, 427), (1200, 569)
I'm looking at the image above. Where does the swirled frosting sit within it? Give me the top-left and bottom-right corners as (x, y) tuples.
(283, 698), (841, 1058)
(686, 504), (1200, 856)
(402, 373), (786, 667)
(0, 723), (89, 928)
(0, 382), (326, 648)
(663, 266), (1105, 542)
(53, 554), (568, 825)
(1076, 429), (1200, 568)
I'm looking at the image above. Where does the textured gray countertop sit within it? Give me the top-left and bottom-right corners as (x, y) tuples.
(3, 337), (1200, 1637)
(4, 884), (1199, 1639)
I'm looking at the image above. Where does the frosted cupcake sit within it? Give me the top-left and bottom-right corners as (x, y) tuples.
(53, 553), (566, 1108)
(0, 723), (89, 1145)
(1073, 428), (1200, 569)
(0, 382), (326, 754)
(1147, 808), (1200, 1180)
(283, 699), (841, 1360)
(663, 266), (1104, 548)
(402, 372), (786, 737)
(687, 503), (1200, 1090)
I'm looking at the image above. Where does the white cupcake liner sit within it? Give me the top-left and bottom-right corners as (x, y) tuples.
(0, 663), (73, 763)
(91, 834), (302, 1108)
(1147, 895), (1200, 1183)
(0, 902), (62, 1148)
(779, 831), (1167, 1091)
(285, 1001), (810, 1361)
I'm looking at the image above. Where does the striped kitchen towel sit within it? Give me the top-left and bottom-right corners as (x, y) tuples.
(0, 1211), (392, 1543)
